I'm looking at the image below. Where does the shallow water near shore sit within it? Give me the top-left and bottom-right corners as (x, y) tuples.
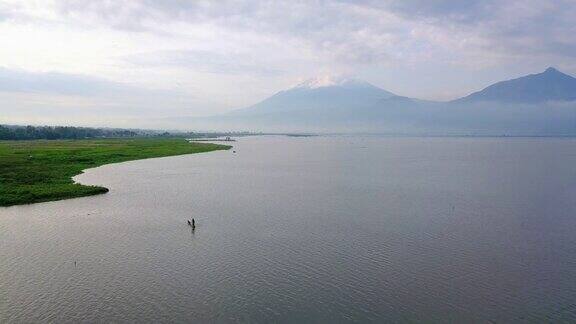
(2, 136), (576, 322)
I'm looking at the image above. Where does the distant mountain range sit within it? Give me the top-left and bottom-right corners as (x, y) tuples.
(232, 67), (576, 115)
(172, 68), (576, 135)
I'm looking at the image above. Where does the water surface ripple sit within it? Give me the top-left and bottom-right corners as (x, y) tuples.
(2, 136), (576, 323)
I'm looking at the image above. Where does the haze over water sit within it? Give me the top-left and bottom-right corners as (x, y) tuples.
(2, 136), (576, 322)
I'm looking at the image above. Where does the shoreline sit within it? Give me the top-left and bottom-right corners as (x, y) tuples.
(0, 138), (231, 207)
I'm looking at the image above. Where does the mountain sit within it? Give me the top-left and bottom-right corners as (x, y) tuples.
(168, 69), (576, 135)
(454, 67), (576, 103)
(230, 76), (396, 116)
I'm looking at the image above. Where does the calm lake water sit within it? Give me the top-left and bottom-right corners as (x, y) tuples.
(2, 136), (576, 323)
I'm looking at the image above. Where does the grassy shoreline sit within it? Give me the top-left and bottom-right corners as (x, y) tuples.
(0, 138), (231, 207)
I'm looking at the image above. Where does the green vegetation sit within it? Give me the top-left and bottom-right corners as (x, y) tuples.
(0, 138), (230, 207)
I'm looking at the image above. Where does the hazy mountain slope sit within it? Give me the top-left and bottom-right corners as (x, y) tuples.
(230, 77), (396, 116)
(454, 67), (576, 103)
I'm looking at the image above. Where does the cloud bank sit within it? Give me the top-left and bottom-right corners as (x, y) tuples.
(0, 0), (575, 128)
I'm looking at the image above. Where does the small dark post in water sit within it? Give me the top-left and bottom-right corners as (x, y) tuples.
(187, 220), (192, 226)
(192, 218), (196, 229)
(74, 261), (77, 267)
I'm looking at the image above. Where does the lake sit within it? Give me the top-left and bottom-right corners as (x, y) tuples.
(2, 136), (576, 323)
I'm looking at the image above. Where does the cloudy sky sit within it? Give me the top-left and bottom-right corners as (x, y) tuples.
(1, 0), (576, 127)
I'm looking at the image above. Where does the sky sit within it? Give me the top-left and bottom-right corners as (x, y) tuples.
(1, 0), (576, 128)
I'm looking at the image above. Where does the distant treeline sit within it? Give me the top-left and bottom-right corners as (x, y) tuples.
(0, 125), (140, 140)
(0, 124), (257, 140)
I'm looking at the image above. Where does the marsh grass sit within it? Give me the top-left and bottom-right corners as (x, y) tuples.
(0, 138), (230, 206)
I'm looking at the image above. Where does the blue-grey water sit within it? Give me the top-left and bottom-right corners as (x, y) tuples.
(2, 136), (576, 323)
